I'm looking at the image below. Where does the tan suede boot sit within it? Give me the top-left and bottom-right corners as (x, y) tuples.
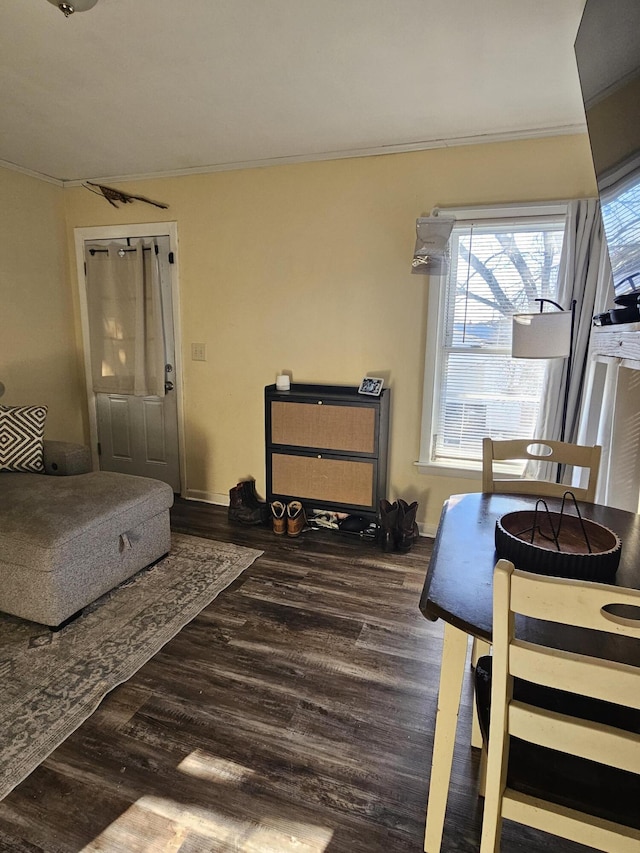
(286, 501), (307, 537)
(270, 501), (287, 535)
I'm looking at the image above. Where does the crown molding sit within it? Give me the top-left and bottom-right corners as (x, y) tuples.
(1, 122), (588, 188)
(60, 122), (587, 187)
(0, 158), (63, 186)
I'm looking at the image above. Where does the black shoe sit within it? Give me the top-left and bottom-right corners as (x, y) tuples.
(396, 499), (419, 552)
(228, 483), (265, 525)
(238, 479), (271, 524)
(379, 499), (398, 552)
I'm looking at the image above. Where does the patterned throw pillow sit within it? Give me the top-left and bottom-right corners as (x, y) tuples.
(0, 405), (48, 473)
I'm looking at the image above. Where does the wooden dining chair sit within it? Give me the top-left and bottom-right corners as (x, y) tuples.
(476, 559), (640, 853)
(482, 437), (602, 503)
(471, 437), (604, 676)
(472, 438), (603, 671)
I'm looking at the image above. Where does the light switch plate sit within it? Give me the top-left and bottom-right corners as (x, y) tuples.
(191, 342), (206, 361)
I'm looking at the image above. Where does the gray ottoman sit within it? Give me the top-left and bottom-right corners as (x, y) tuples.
(0, 470), (174, 627)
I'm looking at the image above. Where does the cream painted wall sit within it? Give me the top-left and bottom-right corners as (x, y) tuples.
(0, 166), (85, 441)
(62, 135), (597, 532)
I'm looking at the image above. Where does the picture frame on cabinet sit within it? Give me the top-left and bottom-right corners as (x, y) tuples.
(358, 377), (384, 396)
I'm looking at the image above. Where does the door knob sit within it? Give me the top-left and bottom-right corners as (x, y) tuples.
(165, 380), (174, 393)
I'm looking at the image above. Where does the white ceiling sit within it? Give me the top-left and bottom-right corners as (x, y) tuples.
(0, 0), (588, 184)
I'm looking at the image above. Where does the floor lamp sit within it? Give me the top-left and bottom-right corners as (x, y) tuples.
(512, 298), (577, 480)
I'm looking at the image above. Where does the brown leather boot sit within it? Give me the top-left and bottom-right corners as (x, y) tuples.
(396, 499), (419, 552)
(379, 499), (398, 552)
(286, 501), (307, 537)
(238, 479), (270, 524)
(228, 482), (265, 525)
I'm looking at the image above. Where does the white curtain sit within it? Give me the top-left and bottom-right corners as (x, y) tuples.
(535, 199), (606, 439)
(576, 234), (619, 505)
(529, 199), (610, 479)
(86, 239), (166, 397)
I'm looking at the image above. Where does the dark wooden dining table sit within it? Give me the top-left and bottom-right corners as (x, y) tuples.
(419, 491), (640, 853)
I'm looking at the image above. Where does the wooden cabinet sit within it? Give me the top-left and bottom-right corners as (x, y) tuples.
(265, 383), (390, 518)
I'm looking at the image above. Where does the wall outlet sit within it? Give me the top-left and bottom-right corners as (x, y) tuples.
(191, 342), (207, 361)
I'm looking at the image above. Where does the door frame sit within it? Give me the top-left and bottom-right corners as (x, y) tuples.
(74, 221), (186, 493)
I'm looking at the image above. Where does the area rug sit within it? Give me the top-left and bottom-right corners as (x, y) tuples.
(0, 533), (263, 801)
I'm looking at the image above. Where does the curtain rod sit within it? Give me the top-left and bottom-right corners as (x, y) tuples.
(88, 246), (158, 255)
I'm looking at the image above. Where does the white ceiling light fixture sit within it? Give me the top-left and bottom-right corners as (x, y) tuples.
(46, 0), (99, 17)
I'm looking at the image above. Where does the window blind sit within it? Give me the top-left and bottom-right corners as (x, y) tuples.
(431, 218), (565, 465)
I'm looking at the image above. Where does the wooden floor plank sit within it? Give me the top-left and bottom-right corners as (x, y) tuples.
(0, 500), (601, 852)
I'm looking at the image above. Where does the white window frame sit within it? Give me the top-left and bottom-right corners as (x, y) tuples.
(416, 202), (568, 476)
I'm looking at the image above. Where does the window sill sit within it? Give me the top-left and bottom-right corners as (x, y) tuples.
(414, 460), (483, 479)
(414, 460), (524, 479)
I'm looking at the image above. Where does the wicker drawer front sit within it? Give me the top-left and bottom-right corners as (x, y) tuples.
(271, 453), (374, 507)
(271, 401), (375, 453)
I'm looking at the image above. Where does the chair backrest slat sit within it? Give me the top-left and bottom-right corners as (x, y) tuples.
(482, 437), (601, 503)
(510, 642), (640, 710)
(509, 701), (640, 774)
(510, 571), (640, 637)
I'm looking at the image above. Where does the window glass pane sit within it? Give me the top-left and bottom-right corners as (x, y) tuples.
(431, 216), (565, 465)
(434, 353), (547, 462)
(600, 171), (640, 298)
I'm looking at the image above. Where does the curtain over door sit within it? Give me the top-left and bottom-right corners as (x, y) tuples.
(84, 236), (181, 492)
(85, 239), (165, 398)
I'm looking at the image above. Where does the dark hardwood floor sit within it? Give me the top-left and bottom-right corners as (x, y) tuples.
(0, 501), (599, 852)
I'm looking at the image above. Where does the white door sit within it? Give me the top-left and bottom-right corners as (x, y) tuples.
(84, 236), (181, 492)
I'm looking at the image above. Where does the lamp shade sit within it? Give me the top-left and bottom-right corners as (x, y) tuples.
(512, 311), (572, 359)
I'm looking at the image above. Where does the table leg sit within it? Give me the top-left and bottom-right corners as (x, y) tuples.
(423, 622), (469, 853)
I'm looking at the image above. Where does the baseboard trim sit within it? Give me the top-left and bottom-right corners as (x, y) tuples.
(182, 489), (229, 506)
(419, 522), (438, 538)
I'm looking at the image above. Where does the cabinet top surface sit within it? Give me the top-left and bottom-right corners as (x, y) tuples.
(265, 383), (388, 400)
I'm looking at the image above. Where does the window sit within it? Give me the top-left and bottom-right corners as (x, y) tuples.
(419, 204), (567, 472)
(599, 159), (640, 299)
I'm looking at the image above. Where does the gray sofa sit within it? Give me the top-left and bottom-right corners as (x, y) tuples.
(0, 441), (174, 627)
